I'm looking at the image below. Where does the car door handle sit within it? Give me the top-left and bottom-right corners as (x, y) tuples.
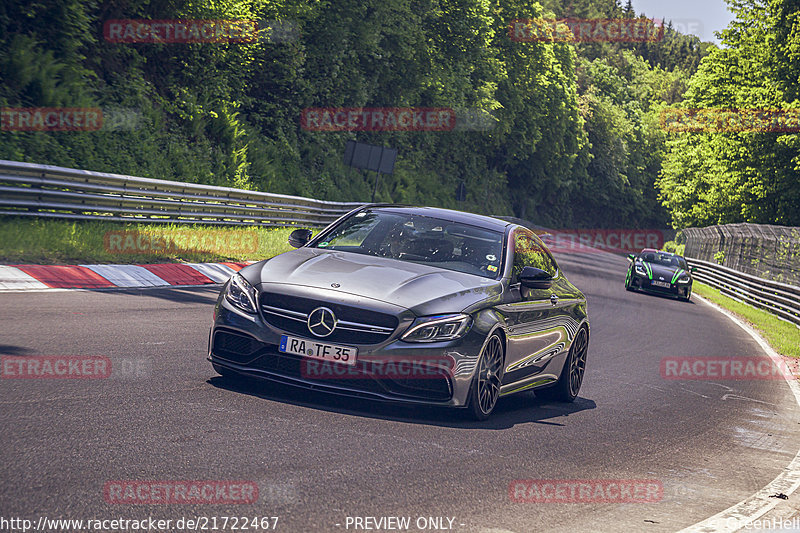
(550, 294), (559, 305)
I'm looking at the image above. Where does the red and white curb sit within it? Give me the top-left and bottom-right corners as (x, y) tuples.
(0, 262), (253, 291)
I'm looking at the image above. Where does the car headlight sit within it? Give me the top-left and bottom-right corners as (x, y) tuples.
(225, 273), (258, 314)
(401, 314), (472, 343)
(677, 276), (691, 284)
(635, 264), (646, 275)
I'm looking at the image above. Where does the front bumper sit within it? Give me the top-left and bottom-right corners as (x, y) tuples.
(208, 294), (488, 408)
(630, 273), (691, 298)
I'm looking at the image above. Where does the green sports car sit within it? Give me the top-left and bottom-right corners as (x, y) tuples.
(625, 248), (696, 301)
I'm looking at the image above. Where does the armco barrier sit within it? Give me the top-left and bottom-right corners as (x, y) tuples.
(688, 257), (800, 327)
(0, 160), (363, 227)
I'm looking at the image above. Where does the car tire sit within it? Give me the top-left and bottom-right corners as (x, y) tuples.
(536, 326), (588, 403)
(467, 332), (505, 421)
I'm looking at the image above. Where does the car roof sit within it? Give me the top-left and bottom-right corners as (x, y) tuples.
(367, 205), (512, 231)
(640, 249), (687, 260)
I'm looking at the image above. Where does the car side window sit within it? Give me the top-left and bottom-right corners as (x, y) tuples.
(512, 228), (559, 282)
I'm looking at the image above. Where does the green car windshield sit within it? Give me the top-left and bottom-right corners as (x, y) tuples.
(640, 252), (688, 269)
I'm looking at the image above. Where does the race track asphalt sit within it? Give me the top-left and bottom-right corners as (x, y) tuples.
(1, 250), (799, 532)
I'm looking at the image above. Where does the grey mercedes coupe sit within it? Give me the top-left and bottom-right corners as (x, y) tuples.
(209, 205), (589, 420)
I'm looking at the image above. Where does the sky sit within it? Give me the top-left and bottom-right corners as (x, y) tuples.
(629, 0), (736, 44)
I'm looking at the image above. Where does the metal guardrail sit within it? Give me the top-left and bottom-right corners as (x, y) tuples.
(0, 160), (365, 227)
(689, 257), (800, 327)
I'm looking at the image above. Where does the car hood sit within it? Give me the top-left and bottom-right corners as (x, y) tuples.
(246, 248), (504, 314)
(641, 262), (686, 281)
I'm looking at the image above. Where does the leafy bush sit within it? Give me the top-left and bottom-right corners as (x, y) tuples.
(662, 240), (685, 255)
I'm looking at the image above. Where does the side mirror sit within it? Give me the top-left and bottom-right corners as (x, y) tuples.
(288, 228), (313, 248)
(690, 266), (698, 273)
(627, 254), (636, 262)
(519, 266), (554, 289)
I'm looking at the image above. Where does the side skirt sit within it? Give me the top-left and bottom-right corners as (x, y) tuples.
(499, 375), (558, 396)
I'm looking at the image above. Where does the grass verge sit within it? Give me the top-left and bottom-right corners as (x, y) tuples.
(694, 281), (800, 359)
(0, 217), (297, 264)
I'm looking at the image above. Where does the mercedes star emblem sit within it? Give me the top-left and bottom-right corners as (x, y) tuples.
(307, 307), (337, 337)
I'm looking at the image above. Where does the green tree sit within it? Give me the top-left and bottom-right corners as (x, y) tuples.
(658, 0), (800, 227)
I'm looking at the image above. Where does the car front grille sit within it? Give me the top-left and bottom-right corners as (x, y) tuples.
(384, 372), (452, 400)
(259, 291), (398, 345)
(212, 329), (265, 364)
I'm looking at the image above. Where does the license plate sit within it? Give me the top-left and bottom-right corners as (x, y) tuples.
(279, 335), (357, 366)
(651, 280), (671, 288)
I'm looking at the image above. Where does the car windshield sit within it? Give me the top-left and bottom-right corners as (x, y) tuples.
(640, 252), (687, 269)
(311, 210), (504, 279)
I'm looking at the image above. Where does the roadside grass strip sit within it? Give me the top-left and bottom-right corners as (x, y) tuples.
(693, 282), (800, 360)
(0, 218), (295, 264)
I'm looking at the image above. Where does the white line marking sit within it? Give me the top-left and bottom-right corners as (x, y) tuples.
(678, 294), (800, 532)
